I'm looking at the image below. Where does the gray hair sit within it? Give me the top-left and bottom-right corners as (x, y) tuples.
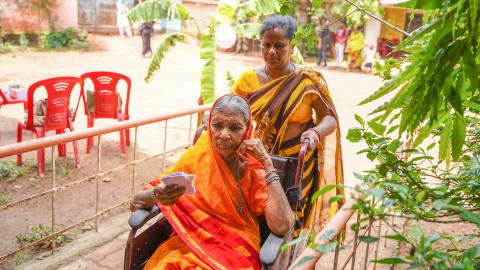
(212, 95), (250, 124)
(259, 15), (297, 41)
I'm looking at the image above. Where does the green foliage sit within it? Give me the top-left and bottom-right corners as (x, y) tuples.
(41, 28), (90, 51)
(347, 113), (480, 268)
(0, 161), (27, 182)
(234, 23), (261, 40)
(235, 0), (279, 20)
(0, 42), (14, 54)
(14, 251), (25, 266)
(0, 193), (7, 206)
(145, 33), (190, 82)
(19, 34), (29, 49)
(129, 0), (306, 102)
(332, 0), (383, 28)
(361, 0), (479, 162)
(16, 224), (71, 249)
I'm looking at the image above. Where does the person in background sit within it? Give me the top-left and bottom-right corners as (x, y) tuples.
(345, 26), (365, 71)
(316, 18), (331, 68)
(334, 22), (349, 68)
(116, 0), (132, 38)
(139, 21), (154, 57)
(363, 44), (376, 73)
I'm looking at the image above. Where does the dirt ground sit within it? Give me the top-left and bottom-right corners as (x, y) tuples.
(0, 33), (387, 267)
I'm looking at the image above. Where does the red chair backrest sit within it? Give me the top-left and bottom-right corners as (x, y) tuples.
(0, 89), (7, 105)
(80, 71), (131, 119)
(26, 77), (82, 131)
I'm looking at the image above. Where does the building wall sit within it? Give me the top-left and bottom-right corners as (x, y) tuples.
(56, 0), (78, 29)
(0, 0), (77, 32)
(183, 0), (218, 31)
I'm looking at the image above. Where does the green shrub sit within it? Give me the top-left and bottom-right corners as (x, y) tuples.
(14, 251), (25, 266)
(0, 193), (7, 206)
(41, 28), (90, 51)
(19, 34), (29, 49)
(0, 161), (27, 182)
(0, 42), (13, 54)
(16, 224), (71, 249)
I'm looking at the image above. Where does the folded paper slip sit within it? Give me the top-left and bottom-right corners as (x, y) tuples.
(161, 171), (196, 194)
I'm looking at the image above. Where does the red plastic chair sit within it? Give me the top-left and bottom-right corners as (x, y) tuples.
(0, 88), (27, 109)
(80, 71), (131, 158)
(17, 77), (82, 177)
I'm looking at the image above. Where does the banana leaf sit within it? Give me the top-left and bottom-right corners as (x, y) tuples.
(129, 0), (189, 22)
(234, 23), (261, 39)
(200, 30), (216, 103)
(145, 33), (191, 82)
(292, 46), (305, 65)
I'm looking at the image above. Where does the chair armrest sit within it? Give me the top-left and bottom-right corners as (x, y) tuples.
(259, 212), (296, 265)
(128, 205), (161, 230)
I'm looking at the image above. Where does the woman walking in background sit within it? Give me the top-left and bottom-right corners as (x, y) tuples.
(345, 27), (365, 71)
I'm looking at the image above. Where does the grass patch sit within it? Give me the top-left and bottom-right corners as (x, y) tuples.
(0, 193), (7, 206)
(14, 251), (25, 266)
(16, 224), (72, 249)
(0, 161), (28, 182)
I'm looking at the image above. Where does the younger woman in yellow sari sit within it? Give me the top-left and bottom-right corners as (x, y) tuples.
(130, 95), (293, 270)
(345, 27), (365, 71)
(233, 15), (344, 235)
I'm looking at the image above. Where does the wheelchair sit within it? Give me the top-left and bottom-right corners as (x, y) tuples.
(124, 140), (310, 270)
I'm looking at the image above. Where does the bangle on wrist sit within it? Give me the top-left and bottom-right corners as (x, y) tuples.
(265, 169), (280, 184)
(308, 128), (322, 139)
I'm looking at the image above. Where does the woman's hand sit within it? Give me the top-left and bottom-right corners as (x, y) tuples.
(153, 184), (186, 206)
(238, 139), (274, 171)
(300, 129), (320, 151)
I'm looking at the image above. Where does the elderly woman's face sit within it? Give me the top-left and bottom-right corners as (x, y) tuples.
(261, 28), (292, 70)
(210, 107), (248, 160)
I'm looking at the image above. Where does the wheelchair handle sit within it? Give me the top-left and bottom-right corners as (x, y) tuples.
(294, 139), (310, 187)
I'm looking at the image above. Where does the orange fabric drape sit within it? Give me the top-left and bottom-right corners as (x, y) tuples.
(145, 96), (267, 270)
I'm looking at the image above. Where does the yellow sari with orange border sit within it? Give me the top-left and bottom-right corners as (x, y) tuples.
(234, 67), (345, 233)
(143, 131), (268, 270)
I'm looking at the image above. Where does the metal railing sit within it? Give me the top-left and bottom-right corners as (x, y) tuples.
(0, 104), (211, 262)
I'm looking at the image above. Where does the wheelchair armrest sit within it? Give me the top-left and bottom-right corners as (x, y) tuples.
(259, 212), (296, 265)
(128, 205), (161, 230)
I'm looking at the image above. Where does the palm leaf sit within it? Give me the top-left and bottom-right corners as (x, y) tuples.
(145, 33), (193, 82)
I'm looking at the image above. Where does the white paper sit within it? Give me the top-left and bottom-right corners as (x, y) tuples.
(161, 171), (196, 195)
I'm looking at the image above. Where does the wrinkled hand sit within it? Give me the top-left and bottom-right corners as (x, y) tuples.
(300, 129), (320, 151)
(154, 184), (186, 206)
(238, 139), (274, 170)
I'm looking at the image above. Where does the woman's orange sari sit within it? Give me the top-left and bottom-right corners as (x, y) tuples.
(144, 96), (268, 270)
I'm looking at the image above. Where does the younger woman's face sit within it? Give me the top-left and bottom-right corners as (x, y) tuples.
(210, 107), (248, 160)
(260, 28), (293, 70)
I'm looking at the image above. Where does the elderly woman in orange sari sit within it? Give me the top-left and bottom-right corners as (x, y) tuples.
(233, 15), (344, 236)
(130, 94), (293, 270)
